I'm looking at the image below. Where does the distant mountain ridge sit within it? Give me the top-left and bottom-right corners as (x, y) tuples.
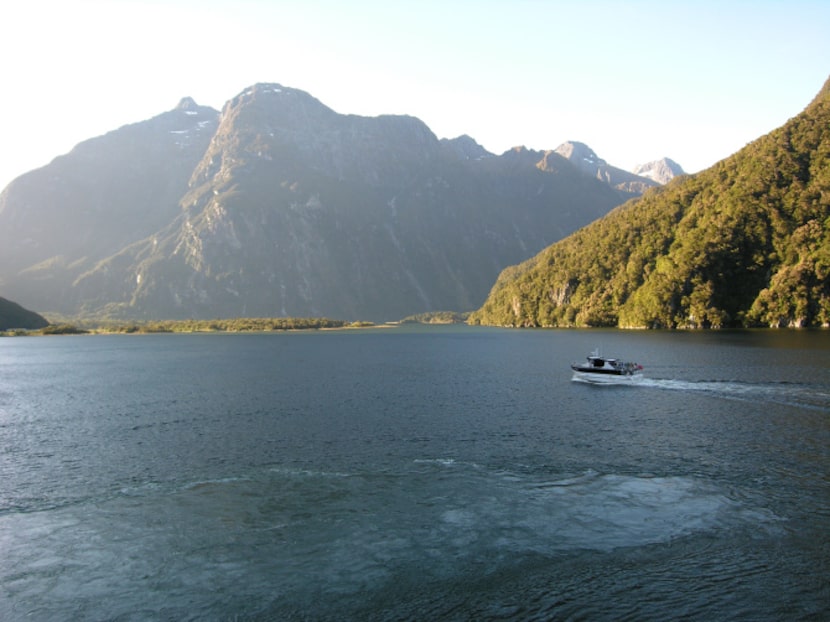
(0, 83), (662, 322)
(439, 135), (493, 161)
(470, 77), (830, 328)
(554, 141), (666, 193)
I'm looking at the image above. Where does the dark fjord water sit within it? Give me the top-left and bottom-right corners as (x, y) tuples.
(1, 327), (828, 621)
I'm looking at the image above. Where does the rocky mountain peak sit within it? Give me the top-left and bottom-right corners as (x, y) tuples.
(222, 83), (336, 122)
(176, 96), (200, 111)
(440, 135), (493, 161)
(554, 141), (607, 168)
(196, 83), (441, 189)
(554, 141), (657, 194)
(631, 158), (685, 185)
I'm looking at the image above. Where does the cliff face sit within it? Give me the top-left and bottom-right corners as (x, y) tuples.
(1, 83), (640, 321)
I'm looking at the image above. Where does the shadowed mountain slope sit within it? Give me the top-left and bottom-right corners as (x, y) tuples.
(0, 97), (219, 312)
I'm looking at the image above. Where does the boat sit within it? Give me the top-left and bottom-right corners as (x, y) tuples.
(571, 349), (643, 384)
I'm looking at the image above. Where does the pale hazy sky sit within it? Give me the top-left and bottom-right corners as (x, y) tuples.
(2, 0), (828, 191)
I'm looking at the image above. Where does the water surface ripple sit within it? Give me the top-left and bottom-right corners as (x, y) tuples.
(1, 327), (828, 620)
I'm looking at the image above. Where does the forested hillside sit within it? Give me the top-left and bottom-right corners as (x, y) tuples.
(469, 78), (830, 328)
(0, 297), (49, 330)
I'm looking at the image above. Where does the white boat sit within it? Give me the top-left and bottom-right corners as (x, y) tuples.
(571, 349), (643, 384)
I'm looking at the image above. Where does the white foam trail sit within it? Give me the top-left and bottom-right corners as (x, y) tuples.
(639, 377), (829, 411)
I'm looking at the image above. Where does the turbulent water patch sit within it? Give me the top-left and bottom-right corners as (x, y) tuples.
(0, 461), (784, 620)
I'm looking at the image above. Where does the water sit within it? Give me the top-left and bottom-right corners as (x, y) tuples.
(1, 327), (828, 621)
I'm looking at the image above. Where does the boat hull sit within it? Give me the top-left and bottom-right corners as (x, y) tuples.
(571, 370), (643, 385)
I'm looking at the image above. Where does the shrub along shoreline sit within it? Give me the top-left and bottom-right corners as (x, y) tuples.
(1, 317), (382, 336)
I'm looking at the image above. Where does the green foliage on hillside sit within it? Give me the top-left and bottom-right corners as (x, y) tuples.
(400, 311), (470, 324)
(3, 317), (359, 336)
(103, 317), (352, 333)
(39, 324), (89, 335)
(4, 316), (382, 336)
(469, 78), (830, 329)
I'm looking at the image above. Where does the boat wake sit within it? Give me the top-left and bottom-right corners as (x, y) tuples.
(638, 377), (830, 411)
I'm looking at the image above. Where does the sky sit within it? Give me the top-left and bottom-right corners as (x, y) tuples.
(2, 0), (829, 191)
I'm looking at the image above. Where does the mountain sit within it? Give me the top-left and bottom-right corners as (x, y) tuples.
(469, 77), (830, 329)
(0, 296), (49, 330)
(0, 97), (219, 311)
(632, 158), (685, 184)
(554, 141), (661, 193)
(439, 135), (493, 161)
(0, 83), (641, 322)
